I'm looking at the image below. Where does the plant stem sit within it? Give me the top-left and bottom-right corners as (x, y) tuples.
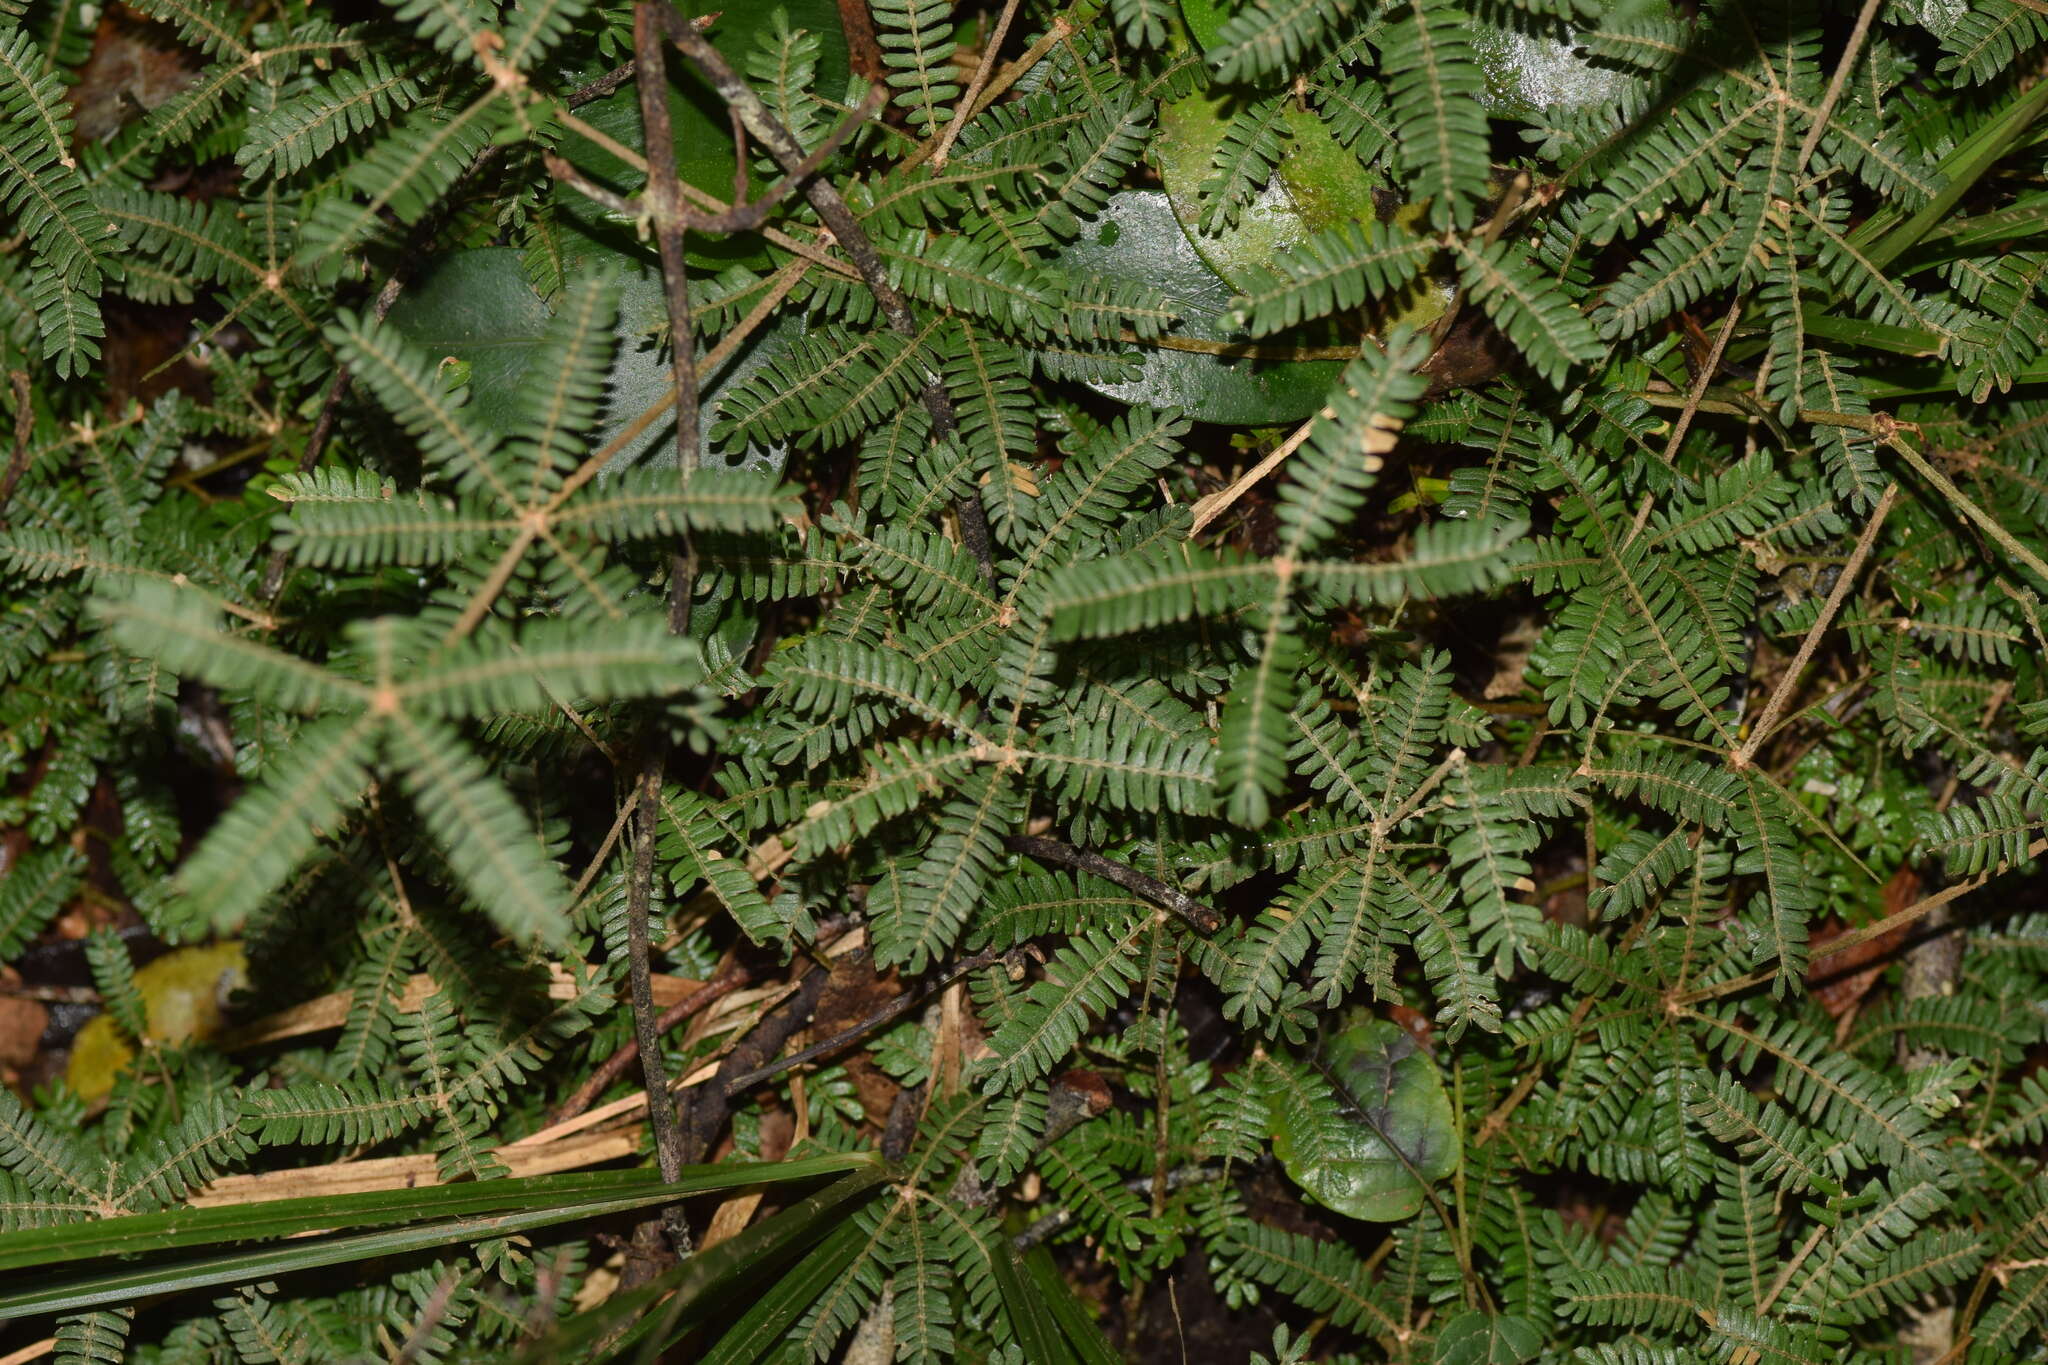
(551, 967), (751, 1124)
(1885, 428), (2048, 585)
(931, 0), (1022, 169)
(1003, 835), (1222, 934)
(719, 947), (1020, 1095)
(1734, 482), (1898, 767)
(657, 9), (996, 579)
(626, 760), (691, 1254)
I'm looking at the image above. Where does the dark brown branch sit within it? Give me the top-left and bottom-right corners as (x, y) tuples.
(572, 59), (639, 105)
(628, 9), (702, 1261)
(719, 945), (1026, 1095)
(683, 85), (883, 234)
(635, 2), (700, 486)
(626, 763), (691, 1253)
(654, 7), (996, 579)
(679, 961), (834, 1162)
(549, 965), (751, 1124)
(728, 103), (750, 205)
(1004, 835), (1223, 935)
(834, 0), (885, 82)
(549, 87), (881, 237)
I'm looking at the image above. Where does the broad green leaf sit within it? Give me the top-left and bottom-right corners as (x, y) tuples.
(385, 247), (796, 477)
(1469, 8), (1651, 121)
(1271, 1018), (1461, 1221)
(1433, 1311), (1544, 1365)
(1049, 190), (1346, 424)
(1178, 0), (1235, 49)
(1155, 90), (1402, 299)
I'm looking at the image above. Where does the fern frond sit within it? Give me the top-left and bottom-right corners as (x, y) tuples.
(1297, 517), (1530, 605)
(982, 926), (1146, 1091)
(1046, 543), (1269, 638)
(714, 321), (943, 449)
(327, 307), (508, 501)
(1449, 239), (1604, 386)
(1229, 220), (1435, 335)
(1217, 622), (1303, 828)
(0, 845), (82, 959)
(386, 714), (575, 946)
(385, 0), (493, 62)
(113, 1099), (258, 1211)
(1198, 93), (1292, 234)
(1020, 407), (1190, 575)
(1218, 1221), (1403, 1344)
(873, 0), (960, 133)
(1209, 0), (1360, 84)
(1598, 214), (1739, 341)
(272, 470), (502, 569)
(501, 271), (619, 494)
(1278, 325), (1433, 555)
(497, 0), (592, 73)
(1382, 0), (1490, 230)
(658, 787), (782, 946)
(162, 715), (376, 938)
(1038, 95), (1153, 240)
(295, 96), (507, 262)
(236, 56), (428, 179)
(875, 771), (1023, 973)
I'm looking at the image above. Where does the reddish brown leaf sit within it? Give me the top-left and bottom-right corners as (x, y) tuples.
(1807, 865), (1919, 1018)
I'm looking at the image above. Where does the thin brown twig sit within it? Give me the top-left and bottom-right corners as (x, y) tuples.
(437, 256), (811, 646)
(571, 793), (649, 909)
(1186, 414), (1318, 538)
(1003, 835), (1223, 935)
(393, 1270), (462, 1365)
(720, 947), (1024, 1095)
(625, 759), (690, 1253)
(1885, 426), (2048, 585)
(1662, 297), (1743, 471)
(657, 10), (996, 579)
(900, 13), (1077, 176)
(1674, 836), (2048, 1008)
(550, 967), (751, 1124)
(729, 102), (750, 205)
(1793, 0), (1886, 175)
(931, 0), (1022, 170)
(683, 86), (883, 235)
(1734, 482), (1899, 766)
(1622, 296), (1745, 548)
(542, 152), (639, 216)
(556, 254), (814, 511)
(556, 87), (884, 237)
